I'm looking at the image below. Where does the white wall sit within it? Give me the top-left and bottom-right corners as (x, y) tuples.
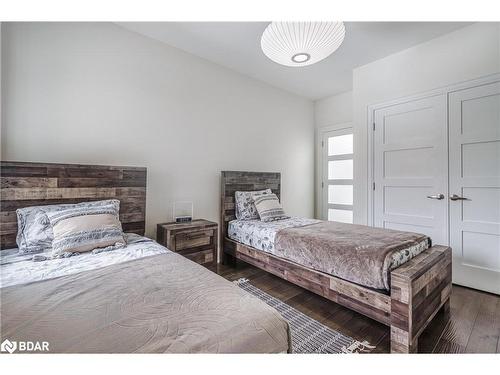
(314, 90), (352, 128)
(352, 22), (500, 225)
(1, 22), (315, 238)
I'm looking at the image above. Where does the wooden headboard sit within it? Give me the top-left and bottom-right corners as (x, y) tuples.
(0, 161), (147, 250)
(220, 171), (281, 240)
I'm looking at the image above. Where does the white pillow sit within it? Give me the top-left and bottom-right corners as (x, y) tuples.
(46, 200), (125, 256)
(253, 193), (290, 222)
(16, 200), (121, 254)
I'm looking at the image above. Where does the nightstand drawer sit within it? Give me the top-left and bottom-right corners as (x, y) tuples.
(183, 249), (214, 265)
(175, 229), (214, 251)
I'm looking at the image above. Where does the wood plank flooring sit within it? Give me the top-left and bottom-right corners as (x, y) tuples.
(208, 262), (500, 353)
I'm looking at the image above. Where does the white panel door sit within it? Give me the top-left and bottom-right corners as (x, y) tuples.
(449, 82), (500, 294)
(373, 95), (448, 245)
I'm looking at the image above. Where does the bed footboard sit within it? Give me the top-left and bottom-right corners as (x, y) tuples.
(390, 245), (452, 353)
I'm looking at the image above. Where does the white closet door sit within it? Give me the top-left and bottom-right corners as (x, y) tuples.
(373, 95), (448, 245)
(449, 82), (500, 294)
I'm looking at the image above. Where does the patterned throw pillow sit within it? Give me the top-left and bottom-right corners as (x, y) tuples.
(16, 200), (121, 254)
(235, 189), (272, 220)
(46, 200), (125, 256)
(252, 193), (290, 222)
(16, 202), (86, 254)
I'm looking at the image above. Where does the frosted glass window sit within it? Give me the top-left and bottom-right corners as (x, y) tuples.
(328, 209), (353, 223)
(328, 160), (353, 180)
(328, 185), (353, 205)
(328, 134), (353, 156)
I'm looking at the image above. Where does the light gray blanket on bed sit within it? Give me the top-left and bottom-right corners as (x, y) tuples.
(1, 252), (291, 353)
(275, 221), (430, 290)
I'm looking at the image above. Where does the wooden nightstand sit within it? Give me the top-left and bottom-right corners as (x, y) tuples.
(156, 219), (218, 266)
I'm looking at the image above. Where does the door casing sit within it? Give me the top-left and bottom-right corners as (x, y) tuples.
(316, 123), (352, 220)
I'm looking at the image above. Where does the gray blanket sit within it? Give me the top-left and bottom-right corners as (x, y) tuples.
(1, 252), (291, 353)
(275, 221), (429, 290)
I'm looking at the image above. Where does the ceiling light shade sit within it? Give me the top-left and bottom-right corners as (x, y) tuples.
(261, 22), (345, 67)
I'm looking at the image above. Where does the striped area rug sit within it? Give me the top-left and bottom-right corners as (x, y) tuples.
(235, 278), (375, 354)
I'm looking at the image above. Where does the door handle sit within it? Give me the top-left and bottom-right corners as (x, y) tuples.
(450, 194), (468, 201)
(427, 194), (445, 200)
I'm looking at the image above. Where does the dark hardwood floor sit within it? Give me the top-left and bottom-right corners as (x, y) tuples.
(208, 261), (500, 354)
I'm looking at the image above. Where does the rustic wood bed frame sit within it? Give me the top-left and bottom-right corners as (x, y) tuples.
(1, 161), (147, 250)
(220, 171), (452, 353)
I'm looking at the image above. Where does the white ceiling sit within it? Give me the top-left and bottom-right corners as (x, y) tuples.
(117, 22), (471, 100)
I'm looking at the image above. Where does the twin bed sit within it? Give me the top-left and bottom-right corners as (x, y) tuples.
(0, 162), (290, 353)
(0, 162), (451, 354)
(221, 171), (452, 353)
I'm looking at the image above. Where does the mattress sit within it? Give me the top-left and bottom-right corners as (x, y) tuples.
(1, 236), (291, 353)
(228, 218), (430, 290)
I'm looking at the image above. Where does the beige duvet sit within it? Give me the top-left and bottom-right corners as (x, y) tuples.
(0, 252), (291, 353)
(275, 221), (430, 290)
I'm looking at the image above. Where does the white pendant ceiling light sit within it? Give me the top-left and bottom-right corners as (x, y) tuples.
(261, 22), (346, 67)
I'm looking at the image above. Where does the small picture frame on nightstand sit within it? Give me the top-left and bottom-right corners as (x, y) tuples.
(173, 201), (193, 223)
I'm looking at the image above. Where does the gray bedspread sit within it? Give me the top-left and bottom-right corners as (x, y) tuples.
(275, 221), (429, 290)
(1, 252), (291, 353)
